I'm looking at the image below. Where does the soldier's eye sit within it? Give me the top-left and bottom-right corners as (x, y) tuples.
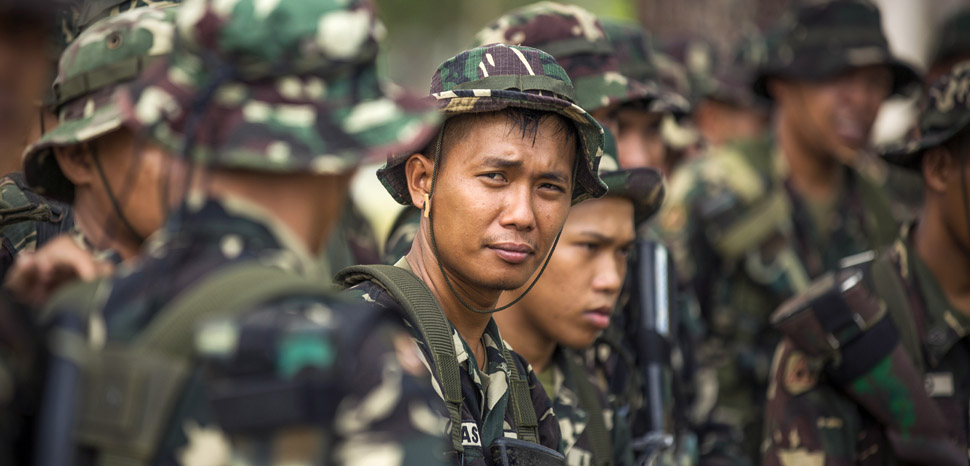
(539, 183), (565, 193)
(481, 173), (507, 182)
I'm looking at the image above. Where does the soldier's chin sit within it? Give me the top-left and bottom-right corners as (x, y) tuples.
(478, 275), (532, 292)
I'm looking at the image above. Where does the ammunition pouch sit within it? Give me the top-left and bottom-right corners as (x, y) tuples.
(772, 264), (967, 466)
(489, 437), (566, 466)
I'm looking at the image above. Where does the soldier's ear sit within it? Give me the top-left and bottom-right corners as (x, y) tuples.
(922, 146), (952, 194)
(52, 143), (95, 186)
(404, 153), (434, 208)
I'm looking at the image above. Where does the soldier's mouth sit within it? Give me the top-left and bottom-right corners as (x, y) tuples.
(487, 243), (534, 264)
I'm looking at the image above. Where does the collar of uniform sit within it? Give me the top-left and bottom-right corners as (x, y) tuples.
(897, 222), (970, 364)
(154, 191), (320, 277)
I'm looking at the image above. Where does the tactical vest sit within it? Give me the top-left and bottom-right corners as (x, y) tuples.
(771, 253), (967, 466)
(36, 262), (337, 466)
(335, 264), (540, 456)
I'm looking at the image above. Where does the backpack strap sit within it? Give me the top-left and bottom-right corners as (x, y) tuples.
(562, 350), (614, 466)
(336, 264), (541, 451)
(336, 264), (465, 454)
(869, 252), (924, 373)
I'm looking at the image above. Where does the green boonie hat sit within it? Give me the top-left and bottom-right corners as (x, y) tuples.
(932, 9), (970, 69)
(600, 19), (691, 116)
(753, 0), (919, 100)
(377, 43), (607, 205)
(120, 0), (440, 175)
(599, 127), (664, 225)
(23, 6), (178, 201)
(881, 61), (970, 170)
(472, 2), (653, 114)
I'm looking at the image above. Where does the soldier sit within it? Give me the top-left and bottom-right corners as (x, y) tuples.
(656, 1), (919, 463)
(35, 0), (448, 464)
(336, 43), (608, 465)
(763, 60), (970, 466)
(494, 146), (664, 466)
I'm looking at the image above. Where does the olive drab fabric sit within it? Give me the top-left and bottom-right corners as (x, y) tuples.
(377, 42), (607, 206)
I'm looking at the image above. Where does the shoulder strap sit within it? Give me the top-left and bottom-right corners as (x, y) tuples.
(870, 252), (924, 373)
(336, 264), (541, 450)
(136, 262), (335, 358)
(563, 351), (614, 466)
(336, 264), (465, 454)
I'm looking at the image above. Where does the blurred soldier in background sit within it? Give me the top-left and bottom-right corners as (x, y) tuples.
(494, 144), (664, 466)
(764, 60), (970, 466)
(657, 0), (919, 463)
(338, 42), (608, 465)
(34, 0), (447, 464)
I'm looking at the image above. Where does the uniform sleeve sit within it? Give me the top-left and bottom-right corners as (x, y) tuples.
(762, 338), (863, 466)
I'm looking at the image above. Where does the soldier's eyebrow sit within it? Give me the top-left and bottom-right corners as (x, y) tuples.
(480, 155), (570, 184)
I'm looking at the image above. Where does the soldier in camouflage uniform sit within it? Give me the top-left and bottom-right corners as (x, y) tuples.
(656, 1), (919, 463)
(762, 60), (970, 466)
(36, 0), (447, 464)
(494, 144), (665, 466)
(341, 43), (608, 465)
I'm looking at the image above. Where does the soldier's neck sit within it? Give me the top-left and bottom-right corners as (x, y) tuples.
(915, 213), (970, 315)
(406, 229), (499, 368)
(492, 305), (556, 373)
(777, 121), (844, 201)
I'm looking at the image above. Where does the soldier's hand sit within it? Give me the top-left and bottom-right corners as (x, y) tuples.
(4, 235), (113, 309)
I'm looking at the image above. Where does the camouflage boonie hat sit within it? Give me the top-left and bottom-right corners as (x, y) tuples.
(881, 61), (970, 170)
(60, 0), (182, 47)
(599, 128), (664, 225)
(753, 0), (919, 99)
(473, 2), (652, 114)
(121, 0), (440, 175)
(377, 43), (607, 205)
(600, 20), (691, 116)
(931, 8), (970, 69)
(23, 6), (178, 201)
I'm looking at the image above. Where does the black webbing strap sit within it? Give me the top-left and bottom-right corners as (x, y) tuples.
(336, 265), (465, 454)
(562, 351), (614, 466)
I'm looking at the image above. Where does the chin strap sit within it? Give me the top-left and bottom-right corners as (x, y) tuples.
(425, 121), (566, 315)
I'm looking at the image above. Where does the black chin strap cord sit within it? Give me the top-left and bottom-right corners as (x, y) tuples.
(425, 121), (566, 315)
(90, 142), (147, 245)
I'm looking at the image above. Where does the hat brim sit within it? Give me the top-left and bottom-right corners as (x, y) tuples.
(600, 167), (665, 225)
(753, 55), (921, 100)
(23, 92), (127, 200)
(121, 58), (442, 176)
(377, 88), (607, 206)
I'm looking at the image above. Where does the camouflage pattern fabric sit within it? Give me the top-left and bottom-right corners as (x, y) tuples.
(24, 6), (179, 201)
(322, 200), (381, 273)
(656, 135), (897, 463)
(599, 19), (691, 116)
(0, 173), (75, 282)
(378, 42), (606, 206)
(763, 224), (970, 465)
(344, 274), (562, 465)
(753, 0), (918, 99)
(882, 60), (970, 170)
(382, 205), (420, 265)
(472, 2), (657, 115)
(58, 0), (181, 48)
(544, 348), (633, 466)
(121, 0), (440, 175)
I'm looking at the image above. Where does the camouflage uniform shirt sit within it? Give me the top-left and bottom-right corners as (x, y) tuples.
(345, 268), (563, 465)
(762, 223), (970, 465)
(657, 137), (897, 461)
(544, 347), (633, 466)
(45, 195), (444, 465)
(0, 172), (75, 282)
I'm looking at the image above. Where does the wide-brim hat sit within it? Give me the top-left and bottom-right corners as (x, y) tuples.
(121, 0), (441, 175)
(377, 43), (607, 206)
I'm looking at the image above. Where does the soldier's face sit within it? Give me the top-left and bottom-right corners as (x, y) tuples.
(774, 65), (892, 161)
(594, 108), (667, 171)
(503, 197), (634, 349)
(429, 113), (575, 291)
